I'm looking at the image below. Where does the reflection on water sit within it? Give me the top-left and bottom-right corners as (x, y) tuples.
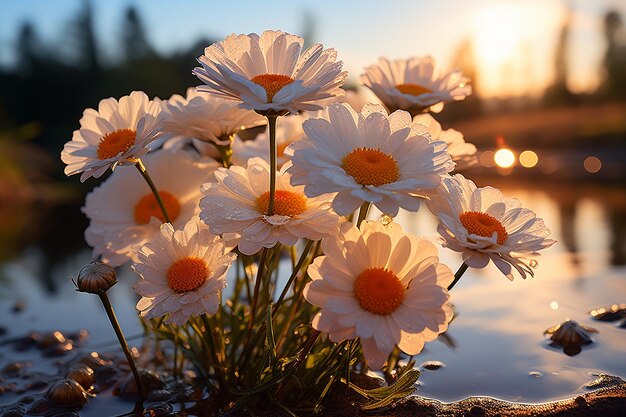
(0, 179), (625, 405)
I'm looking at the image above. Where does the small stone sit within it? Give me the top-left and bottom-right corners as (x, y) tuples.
(574, 396), (587, 406)
(43, 341), (74, 357)
(11, 301), (25, 314)
(143, 402), (174, 417)
(115, 369), (166, 399)
(45, 379), (89, 408)
(78, 352), (108, 369)
(588, 304), (626, 322)
(65, 364), (94, 390)
(38, 331), (66, 348)
(420, 360), (446, 371)
(468, 405), (485, 416)
(1, 362), (30, 376)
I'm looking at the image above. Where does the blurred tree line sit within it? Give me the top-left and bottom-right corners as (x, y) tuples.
(1, 2), (626, 175)
(0, 2), (214, 179)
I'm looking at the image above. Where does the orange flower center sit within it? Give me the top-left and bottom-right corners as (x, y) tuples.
(97, 128), (136, 160)
(255, 190), (307, 217)
(251, 73), (295, 102)
(342, 148), (399, 186)
(459, 211), (508, 245)
(133, 191), (181, 225)
(396, 83), (432, 96)
(166, 257), (209, 293)
(354, 267), (405, 315)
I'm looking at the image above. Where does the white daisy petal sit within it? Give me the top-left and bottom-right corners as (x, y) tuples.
(193, 30), (346, 113)
(61, 91), (162, 182)
(287, 102), (453, 216)
(305, 220), (452, 370)
(200, 157), (341, 256)
(427, 174), (556, 280)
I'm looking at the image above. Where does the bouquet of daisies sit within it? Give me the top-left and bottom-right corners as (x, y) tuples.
(63, 30), (555, 415)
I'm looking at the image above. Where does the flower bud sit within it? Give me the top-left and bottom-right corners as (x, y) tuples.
(73, 262), (117, 294)
(46, 378), (89, 407)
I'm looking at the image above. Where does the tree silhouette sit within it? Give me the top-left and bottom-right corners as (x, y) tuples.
(544, 6), (576, 105)
(16, 22), (43, 75)
(73, 0), (100, 71)
(122, 6), (155, 60)
(602, 10), (626, 98)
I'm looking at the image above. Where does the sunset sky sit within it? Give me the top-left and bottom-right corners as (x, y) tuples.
(1, 0), (625, 97)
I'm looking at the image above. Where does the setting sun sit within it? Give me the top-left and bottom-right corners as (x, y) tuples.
(471, 1), (563, 97)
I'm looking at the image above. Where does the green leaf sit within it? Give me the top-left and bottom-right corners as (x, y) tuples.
(344, 368), (421, 412)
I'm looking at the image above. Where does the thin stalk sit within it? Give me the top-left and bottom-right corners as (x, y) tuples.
(202, 315), (227, 394)
(266, 114), (278, 215)
(448, 262), (469, 291)
(216, 134), (234, 168)
(273, 240), (314, 314)
(248, 247), (269, 331)
(356, 202), (371, 227)
(274, 329), (321, 399)
(134, 159), (171, 223)
(98, 293), (145, 398)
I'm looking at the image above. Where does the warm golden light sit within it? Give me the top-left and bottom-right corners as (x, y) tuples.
(550, 301), (559, 310)
(470, 2), (562, 97)
(519, 150), (538, 168)
(583, 156), (602, 173)
(494, 149), (515, 168)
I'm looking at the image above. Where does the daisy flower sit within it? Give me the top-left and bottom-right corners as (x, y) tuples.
(193, 30), (347, 114)
(304, 220), (454, 369)
(427, 174), (556, 280)
(83, 149), (217, 266)
(160, 88), (265, 147)
(360, 56), (471, 115)
(199, 157), (341, 255)
(286, 102), (454, 216)
(231, 112), (310, 167)
(413, 113), (478, 170)
(132, 220), (236, 325)
(61, 91), (162, 182)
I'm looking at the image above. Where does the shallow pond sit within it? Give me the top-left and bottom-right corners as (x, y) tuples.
(0, 179), (625, 412)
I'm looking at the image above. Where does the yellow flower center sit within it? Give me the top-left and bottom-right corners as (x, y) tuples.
(354, 267), (405, 315)
(459, 211), (508, 245)
(250, 73), (295, 102)
(342, 148), (399, 187)
(396, 83), (433, 96)
(166, 257), (209, 293)
(133, 191), (181, 225)
(255, 190), (307, 217)
(97, 128), (136, 160)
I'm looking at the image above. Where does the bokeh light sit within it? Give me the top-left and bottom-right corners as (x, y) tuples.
(519, 150), (538, 168)
(480, 150), (496, 168)
(584, 156), (602, 173)
(494, 149), (516, 168)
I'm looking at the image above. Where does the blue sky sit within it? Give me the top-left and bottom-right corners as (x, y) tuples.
(2, 0), (625, 96)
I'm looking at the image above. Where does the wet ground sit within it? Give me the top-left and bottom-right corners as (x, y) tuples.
(0, 181), (625, 415)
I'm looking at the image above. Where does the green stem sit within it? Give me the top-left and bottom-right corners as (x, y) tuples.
(266, 114), (278, 216)
(248, 247), (269, 331)
(98, 293), (145, 398)
(273, 240), (314, 315)
(356, 202), (371, 227)
(202, 315), (227, 394)
(134, 159), (171, 224)
(216, 134), (234, 168)
(448, 262), (469, 291)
